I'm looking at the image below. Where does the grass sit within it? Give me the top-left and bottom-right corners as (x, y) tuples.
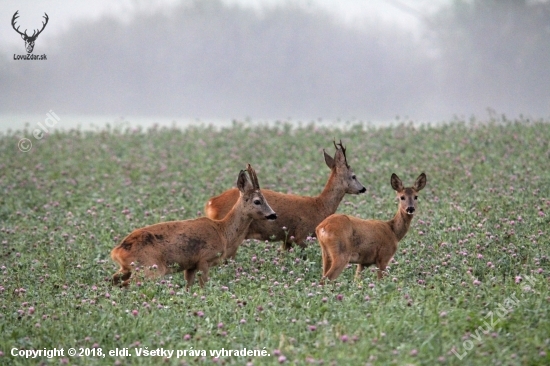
(0, 117), (549, 365)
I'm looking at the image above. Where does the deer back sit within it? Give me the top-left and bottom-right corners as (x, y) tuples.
(204, 141), (365, 247)
(316, 173), (426, 281)
(113, 218), (224, 273)
(111, 165), (276, 287)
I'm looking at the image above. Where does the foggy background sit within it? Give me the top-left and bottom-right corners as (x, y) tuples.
(1, 0), (549, 129)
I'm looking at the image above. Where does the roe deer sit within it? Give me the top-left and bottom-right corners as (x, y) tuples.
(316, 172), (426, 282)
(204, 141), (366, 250)
(111, 164), (276, 289)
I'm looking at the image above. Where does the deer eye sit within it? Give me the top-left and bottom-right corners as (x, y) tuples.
(253, 199), (261, 205)
(400, 196), (405, 200)
(351, 174), (356, 180)
(414, 196), (418, 200)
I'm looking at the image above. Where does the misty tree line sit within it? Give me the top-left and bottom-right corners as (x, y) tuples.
(430, 0), (550, 118)
(3, 0), (549, 120)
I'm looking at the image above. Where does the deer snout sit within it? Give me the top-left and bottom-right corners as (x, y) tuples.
(406, 207), (415, 215)
(265, 213), (277, 220)
(359, 187), (366, 193)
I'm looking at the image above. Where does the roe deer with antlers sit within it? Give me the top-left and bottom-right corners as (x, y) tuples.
(111, 164), (276, 289)
(316, 173), (426, 282)
(204, 141), (366, 251)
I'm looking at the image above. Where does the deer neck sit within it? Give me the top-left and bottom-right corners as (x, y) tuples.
(389, 208), (414, 241)
(316, 172), (346, 215)
(218, 201), (253, 249)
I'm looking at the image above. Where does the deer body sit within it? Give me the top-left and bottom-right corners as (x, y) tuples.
(316, 173), (426, 282)
(205, 142), (366, 250)
(111, 165), (276, 288)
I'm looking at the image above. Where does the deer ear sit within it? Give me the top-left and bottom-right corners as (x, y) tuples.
(414, 173), (427, 191)
(21, 34), (26, 40)
(391, 173), (403, 191)
(236, 170), (252, 193)
(324, 149), (335, 169)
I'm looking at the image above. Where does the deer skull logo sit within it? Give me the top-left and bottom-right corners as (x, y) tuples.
(12, 11), (49, 54)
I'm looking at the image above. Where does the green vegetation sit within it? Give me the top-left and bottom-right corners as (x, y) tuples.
(1, 117), (549, 365)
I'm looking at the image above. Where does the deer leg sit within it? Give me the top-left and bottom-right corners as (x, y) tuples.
(196, 261), (210, 288)
(295, 234), (308, 250)
(324, 255), (349, 281)
(281, 240), (292, 251)
(184, 269), (196, 290)
(376, 260), (388, 280)
(324, 265), (346, 282)
(287, 233), (306, 259)
(222, 251), (235, 265)
(143, 264), (167, 280)
(355, 264), (365, 281)
(320, 249), (328, 285)
(110, 247), (132, 286)
(321, 248), (332, 278)
(223, 247), (237, 262)
(112, 267), (132, 286)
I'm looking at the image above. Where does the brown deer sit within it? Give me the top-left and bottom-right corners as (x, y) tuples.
(316, 172), (426, 282)
(204, 141), (366, 250)
(111, 164), (276, 289)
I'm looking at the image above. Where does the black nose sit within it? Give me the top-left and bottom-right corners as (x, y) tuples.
(359, 187), (366, 193)
(266, 213), (277, 220)
(406, 207), (415, 214)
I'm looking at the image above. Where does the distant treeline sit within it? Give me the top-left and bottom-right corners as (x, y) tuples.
(3, 0), (549, 120)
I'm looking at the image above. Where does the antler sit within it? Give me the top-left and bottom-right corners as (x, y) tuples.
(11, 11), (26, 37)
(32, 13), (49, 39)
(333, 140), (349, 168)
(11, 11), (49, 39)
(246, 164), (260, 189)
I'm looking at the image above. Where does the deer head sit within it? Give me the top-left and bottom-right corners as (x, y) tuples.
(323, 140), (366, 195)
(12, 11), (49, 54)
(391, 173), (427, 215)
